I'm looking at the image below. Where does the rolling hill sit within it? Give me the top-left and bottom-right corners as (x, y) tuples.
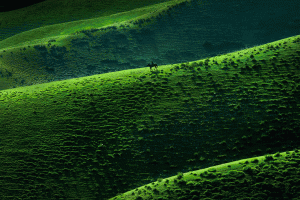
(0, 0), (174, 43)
(0, 0), (300, 199)
(0, 0), (299, 90)
(1, 34), (300, 199)
(110, 149), (300, 199)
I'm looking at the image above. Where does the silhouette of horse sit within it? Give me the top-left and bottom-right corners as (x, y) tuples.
(146, 62), (158, 71)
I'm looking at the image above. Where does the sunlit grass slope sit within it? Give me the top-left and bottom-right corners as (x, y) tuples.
(0, 0), (189, 91)
(110, 149), (300, 200)
(0, 0), (174, 44)
(1, 0), (299, 92)
(0, 35), (299, 199)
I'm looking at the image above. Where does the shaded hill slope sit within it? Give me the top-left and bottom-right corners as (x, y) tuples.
(0, 0), (187, 90)
(0, 0), (173, 42)
(1, 0), (300, 90)
(111, 149), (300, 200)
(0, 35), (299, 199)
(0, 0), (180, 50)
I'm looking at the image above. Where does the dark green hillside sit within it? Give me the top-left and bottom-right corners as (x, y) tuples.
(0, 0), (187, 90)
(0, 0), (173, 42)
(1, 0), (299, 91)
(0, 35), (300, 199)
(111, 149), (300, 199)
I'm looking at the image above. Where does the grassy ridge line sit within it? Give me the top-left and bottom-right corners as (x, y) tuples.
(0, 62), (173, 128)
(111, 149), (299, 200)
(0, 34), (298, 121)
(0, 63), (169, 100)
(0, 0), (187, 50)
(0, 0), (175, 42)
(0, 33), (296, 102)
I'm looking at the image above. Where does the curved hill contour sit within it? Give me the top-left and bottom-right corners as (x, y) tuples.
(0, 0), (299, 90)
(110, 149), (300, 199)
(0, 0), (173, 42)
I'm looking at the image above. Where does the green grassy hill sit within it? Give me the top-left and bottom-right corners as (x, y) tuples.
(0, 0), (187, 90)
(0, 0), (174, 43)
(0, 35), (300, 199)
(1, 0), (300, 199)
(110, 149), (300, 200)
(1, 0), (299, 91)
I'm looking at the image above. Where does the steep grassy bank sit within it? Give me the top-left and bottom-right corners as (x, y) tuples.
(0, 35), (299, 199)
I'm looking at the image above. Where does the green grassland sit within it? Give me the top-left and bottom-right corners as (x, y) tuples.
(0, 35), (300, 199)
(111, 149), (300, 200)
(0, 0), (300, 199)
(1, 0), (299, 92)
(0, 0), (188, 90)
(0, 0), (175, 46)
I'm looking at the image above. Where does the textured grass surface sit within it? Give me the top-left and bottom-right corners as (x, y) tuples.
(111, 150), (300, 200)
(0, 0), (300, 199)
(0, 35), (300, 199)
(0, 0), (176, 46)
(1, 0), (299, 91)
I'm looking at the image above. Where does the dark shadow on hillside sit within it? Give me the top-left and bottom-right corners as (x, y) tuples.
(1, 0), (300, 89)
